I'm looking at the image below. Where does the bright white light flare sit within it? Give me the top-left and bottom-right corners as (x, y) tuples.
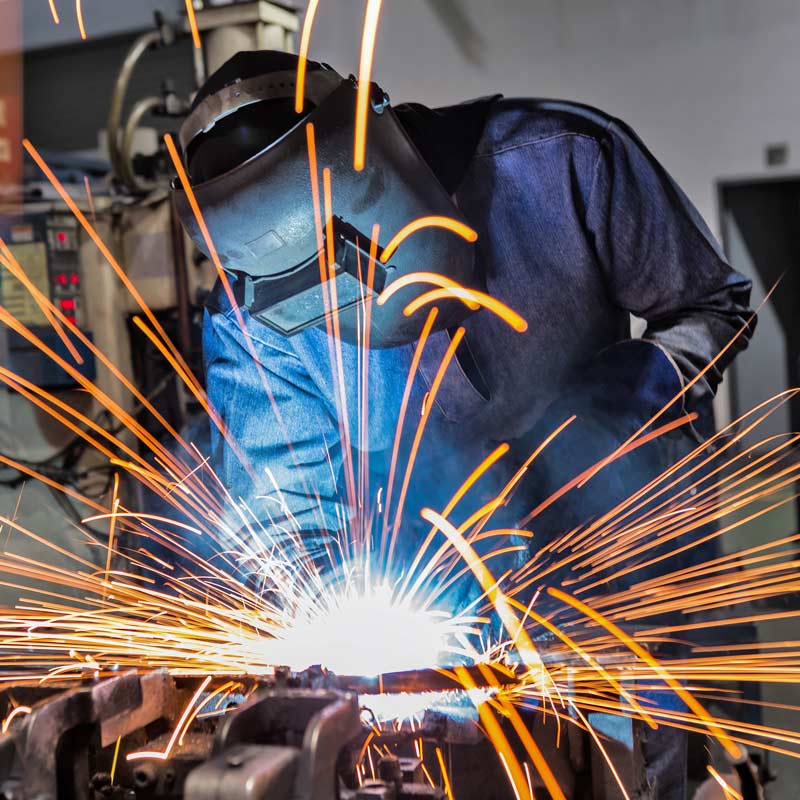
(271, 582), (457, 676)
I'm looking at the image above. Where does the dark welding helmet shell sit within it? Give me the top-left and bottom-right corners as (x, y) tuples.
(172, 70), (481, 348)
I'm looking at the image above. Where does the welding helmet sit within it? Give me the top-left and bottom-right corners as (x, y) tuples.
(172, 51), (483, 348)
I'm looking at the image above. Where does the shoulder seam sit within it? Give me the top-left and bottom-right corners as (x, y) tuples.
(474, 131), (602, 159)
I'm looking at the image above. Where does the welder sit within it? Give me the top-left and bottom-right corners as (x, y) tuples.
(172, 51), (754, 799)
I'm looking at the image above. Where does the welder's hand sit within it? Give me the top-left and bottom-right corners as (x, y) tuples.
(508, 339), (692, 547)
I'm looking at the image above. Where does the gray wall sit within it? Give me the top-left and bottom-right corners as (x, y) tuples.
(21, 0), (177, 50)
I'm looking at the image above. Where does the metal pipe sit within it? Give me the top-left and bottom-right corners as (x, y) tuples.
(106, 29), (162, 189)
(120, 95), (162, 194)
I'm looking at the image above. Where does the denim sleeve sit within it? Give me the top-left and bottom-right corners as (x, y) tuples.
(585, 118), (755, 409)
(203, 289), (346, 544)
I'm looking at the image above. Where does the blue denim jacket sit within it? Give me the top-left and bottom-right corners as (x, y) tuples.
(203, 98), (753, 547)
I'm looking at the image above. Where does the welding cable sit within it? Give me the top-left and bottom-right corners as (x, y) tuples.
(107, 30), (163, 188)
(120, 96), (163, 193)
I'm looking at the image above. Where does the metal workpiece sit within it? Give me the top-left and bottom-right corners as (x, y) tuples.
(0, 665), (656, 800)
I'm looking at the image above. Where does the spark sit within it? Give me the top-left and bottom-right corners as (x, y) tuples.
(48, 0), (59, 24)
(707, 765), (743, 800)
(379, 216), (478, 262)
(4, 92), (800, 800)
(110, 737), (122, 784)
(1, 705), (31, 734)
(403, 287), (528, 332)
(127, 676), (212, 761)
(103, 472), (120, 591)
(547, 587), (743, 759)
(354, 0), (385, 171)
(387, 327), (465, 560)
(295, 0), (321, 113)
(184, 0), (201, 49)
(377, 271), (527, 331)
(75, 0), (85, 39)
(377, 271), (480, 309)
(435, 746), (453, 800)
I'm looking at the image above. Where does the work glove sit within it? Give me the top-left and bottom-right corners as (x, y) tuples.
(507, 339), (705, 594)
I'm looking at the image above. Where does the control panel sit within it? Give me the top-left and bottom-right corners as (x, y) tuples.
(0, 208), (96, 388)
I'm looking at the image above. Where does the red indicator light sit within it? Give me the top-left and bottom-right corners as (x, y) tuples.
(55, 273), (68, 286)
(66, 315), (76, 325)
(57, 231), (67, 244)
(59, 298), (76, 311)
(70, 273), (80, 285)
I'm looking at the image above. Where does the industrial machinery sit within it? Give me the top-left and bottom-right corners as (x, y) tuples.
(0, 1), (301, 567)
(0, 663), (655, 800)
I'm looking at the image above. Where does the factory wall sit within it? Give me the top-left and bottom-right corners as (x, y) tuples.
(19, 0), (800, 225)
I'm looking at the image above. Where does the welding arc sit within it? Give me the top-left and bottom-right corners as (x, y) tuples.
(338, 661), (519, 695)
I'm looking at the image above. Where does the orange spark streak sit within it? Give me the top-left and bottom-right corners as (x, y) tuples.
(127, 675), (212, 761)
(570, 704), (632, 800)
(399, 443), (510, 599)
(354, 0), (384, 171)
(435, 747), (455, 800)
(295, 0), (320, 112)
(379, 216), (478, 263)
(548, 587), (742, 759)
(386, 327), (465, 566)
(103, 473), (120, 592)
(110, 737), (122, 783)
(48, 0), (60, 24)
(402, 287), (528, 332)
(75, 0), (86, 39)
(0, 454), (105, 515)
(322, 167), (359, 532)
(476, 663), (567, 800)
(178, 681), (236, 745)
(512, 599), (657, 730)
(184, 0), (201, 49)
(378, 307), (438, 560)
(1, 705), (31, 734)
(454, 666), (532, 800)
(707, 766), (744, 800)
(376, 271), (479, 309)
(421, 508), (545, 672)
